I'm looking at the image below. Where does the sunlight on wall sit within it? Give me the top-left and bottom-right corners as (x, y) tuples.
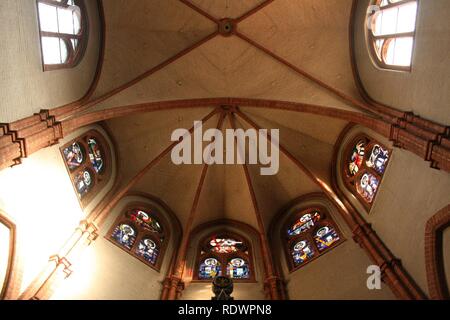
(0, 145), (84, 294)
(50, 244), (96, 300)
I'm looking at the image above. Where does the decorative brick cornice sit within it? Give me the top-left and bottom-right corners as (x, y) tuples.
(49, 255), (73, 278)
(389, 119), (450, 171)
(78, 220), (99, 243)
(0, 109), (64, 170)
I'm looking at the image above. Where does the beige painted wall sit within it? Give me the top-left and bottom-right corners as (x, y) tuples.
(353, 0), (450, 125)
(51, 195), (179, 300)
(0, 0), (101, 123)
(180, 224), (266, 300)
(271, 194), (395, 300)
(0, 124), (116, 298)
(336, 125), (450, 297)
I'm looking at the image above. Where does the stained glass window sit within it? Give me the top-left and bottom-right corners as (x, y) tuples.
(63, 142), (84, 171)
(348, 140), (366, 176)
(291, 240), (314, 266)
(367, 0), (418, 71)
(208, 237), (243, 253)
(195, 233), (254, 281)
(126, 209), (163, 238)
(285, 208), (343, 271)
(112, 224), (136, 250)
(199, 258), (221, 279)
(227, 258), (250, 279)
(88, 138), (104, 173)
(287, 211), (321, 237)
(135, 238), (159, 265)
(60, 130), (111, 207)
(343, 135), (390, 209)
(108, 205), (167, 270)
(356, 173), (380, 203)
(37, 0), (88, 71)
(73, 169), (93, 198)
(366, 144), (389, 174)
(314, 226), (340, 252)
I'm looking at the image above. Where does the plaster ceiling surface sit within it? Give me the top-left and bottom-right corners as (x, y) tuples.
(94, 0), (216, 96)
(97, 0), (357, 231)
(189, 0), (268, 20)
(106, 107), (347, 230)
(90, 0), (362, 113)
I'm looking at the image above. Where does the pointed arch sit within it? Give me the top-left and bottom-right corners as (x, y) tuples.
(0, 211), (17, 300)
(425, 204), (450, 300)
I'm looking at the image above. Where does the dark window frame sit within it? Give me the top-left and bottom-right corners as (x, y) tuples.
(192, 231), (256, 283)
(367, 0), (418, 71)
(282, 206), (345, 273)
(106, 202), (170, 272)
(59, 129), (112, 208)
(342, 134), (391, 212)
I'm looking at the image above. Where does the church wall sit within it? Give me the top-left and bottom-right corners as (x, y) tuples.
(271, 195), (395, 300)
(180, 225), (266, 300)
(353, 0), (450, 125)
(50, 195), (178, 300)
(336, 125), (450, 297)
(0, 124), (116, 298)
(0, 0), (101, 123)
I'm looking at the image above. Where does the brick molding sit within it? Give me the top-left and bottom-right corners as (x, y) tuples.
(425, 204), (450, 300)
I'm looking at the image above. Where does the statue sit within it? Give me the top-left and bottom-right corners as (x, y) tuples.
(211, 276), (234, 300)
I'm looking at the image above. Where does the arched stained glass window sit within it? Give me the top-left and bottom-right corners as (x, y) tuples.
(343, 135), (390, 210)
(284, 207), (343, 271)
(367, 0), (418, 70)
(108, 205), (168, 271)
(60, 130), (111, 207)
(37, 0), (88, 71)
(194, 233), (254, 281)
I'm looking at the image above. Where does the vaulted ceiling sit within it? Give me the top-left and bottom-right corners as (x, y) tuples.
(92, 0), (362, 231)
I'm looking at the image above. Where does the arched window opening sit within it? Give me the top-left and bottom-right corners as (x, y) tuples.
(36, 0), (88, 71)
(343, 135), (390, 211)
(0, 214), (15, 299)
(284, 208), (344, 271)
(60, 130), (111, 207)
(367, 0), (418, 70)
(194, 233), (255, 281)
(107, 205), (168, 271)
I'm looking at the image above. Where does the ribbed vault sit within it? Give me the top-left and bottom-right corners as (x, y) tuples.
(90, 0), (362, 231)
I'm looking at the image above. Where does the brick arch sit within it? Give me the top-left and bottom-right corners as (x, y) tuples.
(0, 210), (19, 300)
(61, 98), (389, 135)
(425, 204), (450, 300)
